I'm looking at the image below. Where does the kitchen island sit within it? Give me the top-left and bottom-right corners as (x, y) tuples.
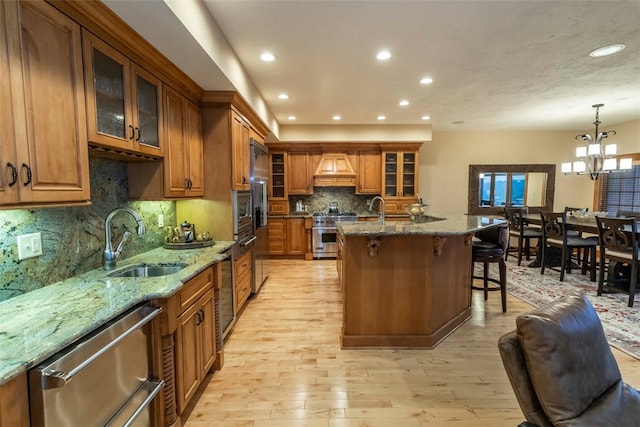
(337, 214), (505, 349)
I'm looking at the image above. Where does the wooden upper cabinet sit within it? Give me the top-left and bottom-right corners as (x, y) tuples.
(382, 150), (418, 198)
(163, 86), (204, 198)
(1, 0), (89, 206)
(83, 30), (163, 158)
(287, 152), (312, 194)
(231, 111), (250, 190)
(357, 151), (381, 194)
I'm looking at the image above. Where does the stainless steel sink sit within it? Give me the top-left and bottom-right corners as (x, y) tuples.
(107, 263), (188, 278)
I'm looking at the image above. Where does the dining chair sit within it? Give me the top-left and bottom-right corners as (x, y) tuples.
(539, 211), (597, 282)
(595, 216), (639, 307)
(504, 207), (542, 266)
(471, 224), (509, 312)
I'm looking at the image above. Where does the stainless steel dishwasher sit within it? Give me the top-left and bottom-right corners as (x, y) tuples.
(29, 303), (164, 427)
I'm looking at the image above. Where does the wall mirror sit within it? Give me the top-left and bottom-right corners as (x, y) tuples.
(468, 164), (555, 215)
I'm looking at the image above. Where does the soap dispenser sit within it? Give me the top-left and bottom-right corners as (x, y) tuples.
(296, 200), (303, 212)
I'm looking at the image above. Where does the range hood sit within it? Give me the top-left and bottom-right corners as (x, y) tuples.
(313, 154), (356, 186)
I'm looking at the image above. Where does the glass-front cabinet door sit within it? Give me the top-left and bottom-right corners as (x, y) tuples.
(383, 150), (418, 198)
(83, 30), (162, 157)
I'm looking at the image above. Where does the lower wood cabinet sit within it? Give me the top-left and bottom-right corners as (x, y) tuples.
(268, 218), (286, 255)
(235, 249), (252, 312)
(0, 373), (29, 427)
(287, 218), (306, 255)
(174, 267), (216, 413)
(268, 217), (308, 256)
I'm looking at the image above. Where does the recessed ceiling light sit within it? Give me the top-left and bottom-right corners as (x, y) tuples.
(260, 52), (276, 62)
(399, 100), (409, 107)
(287, 115), (296, 121)
(421, 115), (431, 121)
(278, 93), (289, 100)
(376, 50), (391, 61)
(420, 77), (433, 85)
(377, 115), (386, 121)
(589, 43), (625, 57)
(332, 115), (341, 121)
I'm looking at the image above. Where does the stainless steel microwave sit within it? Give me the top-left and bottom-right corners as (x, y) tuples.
(233, 190), (253, 235)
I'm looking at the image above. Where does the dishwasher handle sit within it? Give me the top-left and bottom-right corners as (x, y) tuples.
(42, 305), (161, 389)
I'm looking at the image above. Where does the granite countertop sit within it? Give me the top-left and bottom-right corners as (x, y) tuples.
(0, 241), (235, 385)
(338, 213), (506, 236)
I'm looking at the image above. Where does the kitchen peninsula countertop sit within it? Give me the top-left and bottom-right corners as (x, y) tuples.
(0, 241), (234, 385)
(338, 213), (505, 236)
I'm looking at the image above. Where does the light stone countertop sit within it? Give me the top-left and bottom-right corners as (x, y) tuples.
(0, 241), (235, 385)
(338, 213), (506, 236)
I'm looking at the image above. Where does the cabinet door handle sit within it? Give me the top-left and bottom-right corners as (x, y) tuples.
(21, 163), (31, 187)
(6, 163), (17, 187)
(199, 309), (205, 322)
(129, 125), (135, 140)
(184, 178), (189, 190)
(135, 127), (141, 142)
(195, 310), (202, 325)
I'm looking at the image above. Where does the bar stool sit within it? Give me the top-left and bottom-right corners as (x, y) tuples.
(471, 224), (508, 312)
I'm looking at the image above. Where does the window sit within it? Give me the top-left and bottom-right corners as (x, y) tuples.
(469, 164), (555, 215)
(598, 164), (640, 213)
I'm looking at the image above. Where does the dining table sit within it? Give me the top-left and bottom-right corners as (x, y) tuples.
(521, 213), (639, 282)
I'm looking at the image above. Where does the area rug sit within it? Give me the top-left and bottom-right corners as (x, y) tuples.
(498, 260), (640, 359)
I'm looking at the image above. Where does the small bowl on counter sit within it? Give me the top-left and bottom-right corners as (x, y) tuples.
(407, 203), (430, 223)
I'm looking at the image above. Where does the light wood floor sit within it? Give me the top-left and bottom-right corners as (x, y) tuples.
(182, 259), (640, 427)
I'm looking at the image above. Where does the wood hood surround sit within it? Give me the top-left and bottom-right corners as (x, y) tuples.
(314, 154), (356, 186)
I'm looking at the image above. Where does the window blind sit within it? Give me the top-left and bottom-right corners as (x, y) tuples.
(598, 165), (640, 213)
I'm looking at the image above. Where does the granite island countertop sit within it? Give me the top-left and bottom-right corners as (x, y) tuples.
(0, 241), (234, 385)
(338, 213), (506, 236)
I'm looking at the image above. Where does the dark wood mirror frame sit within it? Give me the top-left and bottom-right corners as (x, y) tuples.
(468, 164), (556, 215)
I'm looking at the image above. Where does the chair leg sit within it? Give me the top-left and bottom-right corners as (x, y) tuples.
(499, 259), (507, 313)
(589, 247), (597, 282)
(517, 236), (523, 266)
(628, 262), (637, 308)
(483, 262), (489, 301)
(560, 246), (567, 282)
(540, 244), (546, 275)
(597, 256), (606, 296)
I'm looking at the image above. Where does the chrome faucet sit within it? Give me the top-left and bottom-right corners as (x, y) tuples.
(104, 207), (146, 270)
(369, 196), (385, 224)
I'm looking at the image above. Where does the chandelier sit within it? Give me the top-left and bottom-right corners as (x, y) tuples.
(561, 104), (632, 180)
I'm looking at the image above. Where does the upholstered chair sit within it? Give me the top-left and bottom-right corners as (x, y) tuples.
(498, 292), (640, 426)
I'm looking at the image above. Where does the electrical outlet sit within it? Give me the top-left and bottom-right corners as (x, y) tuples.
(17, 232), (43, 260)
(158, 213), (164, 228)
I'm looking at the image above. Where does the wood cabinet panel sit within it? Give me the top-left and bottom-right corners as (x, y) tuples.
(1, 0), (90, 206)
(287, 218), (306, 255)
(357, 151), (382, 194)
(268, 219), (286, 255)
(235, 249), (252, 311)
(83, 30), (163, 157)
(174, 268), (216, 413)
(382, 150), (419, 213)
(0, 373), (29, 427)
(162, 86), (203, 198)
(287, 152), (312, 194)
(231, 111), (250, 190)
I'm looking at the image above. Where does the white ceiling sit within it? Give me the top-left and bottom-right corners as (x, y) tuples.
(103, 0), (640, 133)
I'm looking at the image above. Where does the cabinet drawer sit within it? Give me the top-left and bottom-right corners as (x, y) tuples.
(235, 271), (251, 310)
(269, 200), (288, 215)
(178, 267), (213, 313)
(235, 250), (252, 279)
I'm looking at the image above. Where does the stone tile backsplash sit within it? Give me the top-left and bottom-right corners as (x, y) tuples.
(0, 157), (175, 301)
(288, 187), (376, 215)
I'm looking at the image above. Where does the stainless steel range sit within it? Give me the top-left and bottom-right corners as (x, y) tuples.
(312, 212), (358, 258)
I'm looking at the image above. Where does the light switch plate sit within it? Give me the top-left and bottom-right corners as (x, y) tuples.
(158, 213), (164, 228)
(17, 232), (43, 260)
